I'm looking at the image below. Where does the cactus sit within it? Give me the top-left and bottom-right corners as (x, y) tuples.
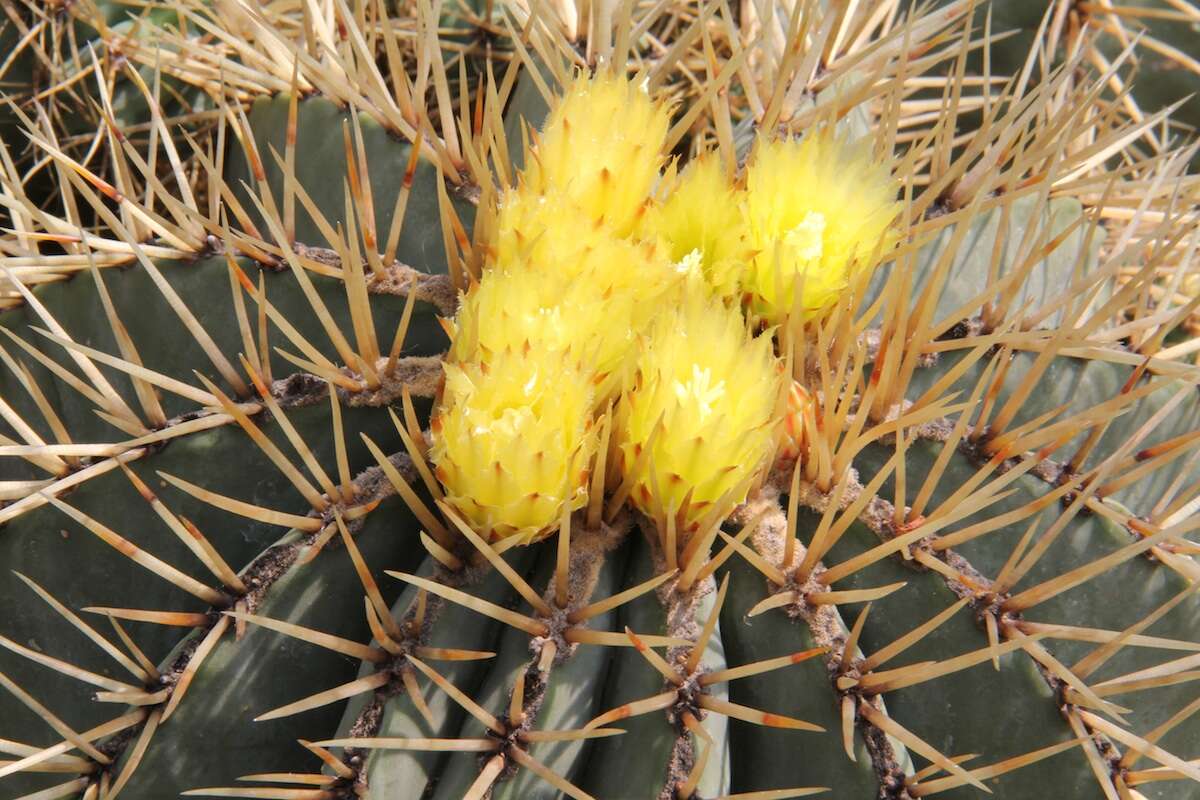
(0, 2), (1199, 800)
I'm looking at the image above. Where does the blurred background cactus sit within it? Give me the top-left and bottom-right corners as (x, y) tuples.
(1, 1), (1200, 799)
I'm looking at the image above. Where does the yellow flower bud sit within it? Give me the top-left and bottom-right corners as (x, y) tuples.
(779, 381), (814, 462)
(615, 278), (785, 533)
(431, 350), (596, 544)
(742, 130), (900, 324)
(522, 72), (671, 236)
(641, 152), (748, 300)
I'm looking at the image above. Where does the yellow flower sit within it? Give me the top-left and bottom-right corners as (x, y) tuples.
(615, 278), (785, 533)
(742, 130), (900, 324)
(431, 349), (596, 544)
(489, 188), (613, 279)
(461, 192), (686, 400)
(521, 72), (671, 236)
(641, 152), (748, 300)
(448, 267), (577, 365)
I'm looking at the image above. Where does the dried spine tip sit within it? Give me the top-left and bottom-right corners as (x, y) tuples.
(616, 277), (786, 534)
(742, 130), (901, 323)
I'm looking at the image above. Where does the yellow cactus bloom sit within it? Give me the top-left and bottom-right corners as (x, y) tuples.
(448, 267), (577, 364)
(616, 279), (785, 533)
(742, 130), (900, 324)
(521, 72), (671, 236)
(461, 193), (686, 397)
(641, 152), (748, 300)
(431, 350), (595, 544)
(556, 250), (683, 400)
(489, 188), (613, 278)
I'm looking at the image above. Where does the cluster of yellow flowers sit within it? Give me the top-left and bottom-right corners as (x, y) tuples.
(430, 72), (899, 544)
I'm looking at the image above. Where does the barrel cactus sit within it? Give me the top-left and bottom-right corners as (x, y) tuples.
(1, 1), (1199, 800)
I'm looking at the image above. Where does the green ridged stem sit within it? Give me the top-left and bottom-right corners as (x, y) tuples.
(575, 530), (679, 799)
(0, 86), (454, 795)
(109, 495), (424, 798)
(720, 553), (882, 796)
(345, 548), (538, 797)
(0, 401), (415, 795)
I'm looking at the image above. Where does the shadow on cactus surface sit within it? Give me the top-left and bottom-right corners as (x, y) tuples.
(1, 0), (1200, 798)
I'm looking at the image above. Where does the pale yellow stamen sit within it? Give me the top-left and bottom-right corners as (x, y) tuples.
(673, 365), (727, 421)
(783, 211), (826, 262)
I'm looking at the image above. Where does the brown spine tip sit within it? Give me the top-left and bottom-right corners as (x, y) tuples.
(122, 466), (157, 503)
(1127, 518), (1156, 536)
(792, 647), (827, 663)
(229, 261), (257, 293)
(180, 517), (206, 541)
(248, 370), (270, 399)
(403, 144), (421, 190)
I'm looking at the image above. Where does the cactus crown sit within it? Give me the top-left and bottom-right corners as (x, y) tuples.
(0, 2), (1199, 800)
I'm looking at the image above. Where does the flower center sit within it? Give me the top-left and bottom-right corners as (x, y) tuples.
(783, 210), (826, 263)
(674, 364), (726, 420)
(676, 247), (705, 276)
